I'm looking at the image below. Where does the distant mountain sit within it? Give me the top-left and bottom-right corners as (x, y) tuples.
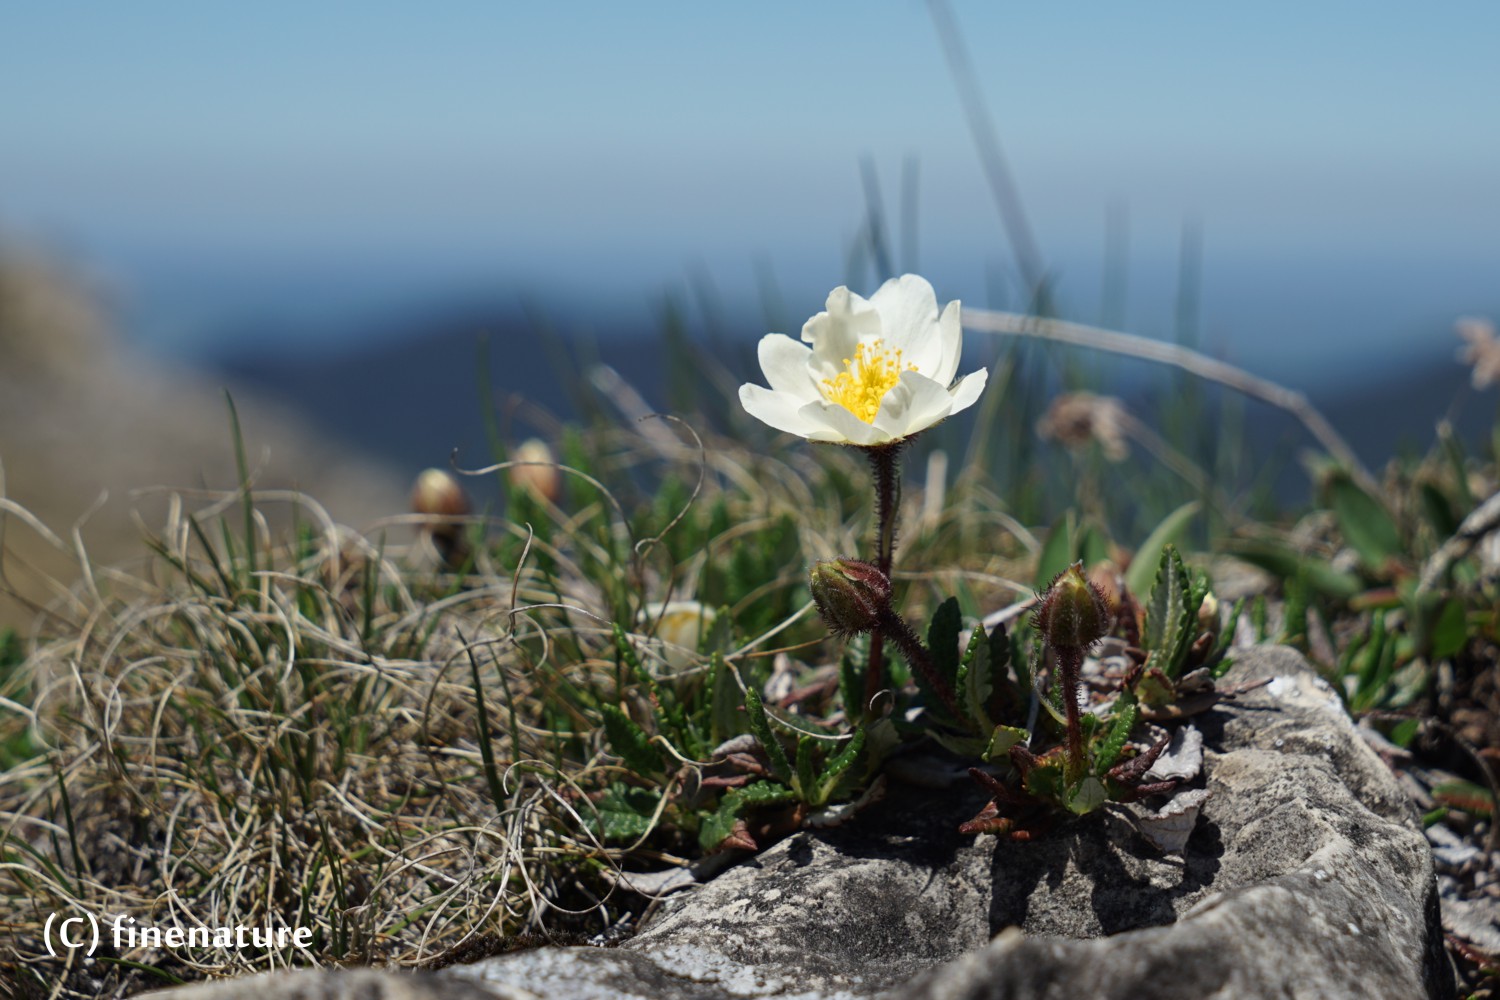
(207, 302), (1490, 509)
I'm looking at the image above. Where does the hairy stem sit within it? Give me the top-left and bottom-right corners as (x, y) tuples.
(1055, 645), (1086, 786)
(876, 606), (960, 721)
(864, 442), (905, 708)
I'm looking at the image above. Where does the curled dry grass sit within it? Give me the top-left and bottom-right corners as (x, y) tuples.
(0, 413), (964, 998)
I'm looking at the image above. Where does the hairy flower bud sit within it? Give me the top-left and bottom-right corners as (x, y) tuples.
(810, 559), (892, 637)
(1033, 561), (1110, 649)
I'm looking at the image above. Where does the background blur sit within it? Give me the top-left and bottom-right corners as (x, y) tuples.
(1, 2), (1498, 602)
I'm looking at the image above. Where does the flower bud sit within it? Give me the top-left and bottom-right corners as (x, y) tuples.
(809, 559), (891, 637)
(1033, 561), (1110, 649)
(1197, 590), (1220, 635)
(508, 438), (561, 503)
(411, 468), (470, 518)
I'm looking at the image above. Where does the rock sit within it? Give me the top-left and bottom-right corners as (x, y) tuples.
(135, 968), (513, 1000)
(140, 646), (1453, 999)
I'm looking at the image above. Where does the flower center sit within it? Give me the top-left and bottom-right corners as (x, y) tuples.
(821, 340), (913, 424)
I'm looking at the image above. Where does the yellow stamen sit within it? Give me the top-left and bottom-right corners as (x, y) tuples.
(821, 339), (914, 424)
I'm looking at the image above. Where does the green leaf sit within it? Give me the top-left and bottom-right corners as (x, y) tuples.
(707, 652), (742, 747)
(1328, 473), (1402, 574)
(984, 623), (1013, 724)
(744, 687), (792, 782)
(600, 704), (664, 777)
(1065, 776), (1107, 815)
(698, 794), (744, 851)
(956, 624), (992, 729)
(696, 780), (800, 852)
(814, 730), (866, 804)
(927, 597), (963, 687)
(1034, 512), (1077, 590)
(1125, 501), (1200, 600)
(593, 782), (662, 842)
(1077, 521), (1111, 570)
(983, 725), (1028, 762)
(1092, 696), (1138, 776)
(1144, 545), (1195, 677)
(818, 730), (865, 785)
(1418, 483), (1460, 540)
(1429, 599), (1468, 661)
(1389, 717), (1420, 749)
(1225, 538), (1363, 602)
(740, 779), (800, 805)
(795, 735), (817, 801)
(840, 638), (866, 719)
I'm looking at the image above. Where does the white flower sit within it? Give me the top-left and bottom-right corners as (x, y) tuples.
(639, 601), (716, 671)
(1457, 316), (1500, 390)
(738, 274), (988, 446)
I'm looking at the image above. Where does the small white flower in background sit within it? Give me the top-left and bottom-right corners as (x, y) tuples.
(1456, 316), (1500, 390)
(639, 601), (716, 671)
(738, 274), (988, 446)
(1036, 391), (1130, 463)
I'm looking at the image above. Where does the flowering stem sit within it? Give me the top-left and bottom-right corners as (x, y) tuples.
(875, 607), (960, 721)
(1055, 645), (1087, 786)
(863, 442), (905, 708)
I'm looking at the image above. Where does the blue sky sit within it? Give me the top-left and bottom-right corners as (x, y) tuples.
(2, 2), (1497, 375)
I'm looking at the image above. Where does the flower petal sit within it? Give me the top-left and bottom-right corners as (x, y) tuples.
(801, 399), (887, 446)
(946, 368), (989, 417)
(803, 285), (879, 382)
(870, 274), (944, 374)
(931, 299), (963, 386)
(874, 370), (954, 439)
(739, 384), (824, 438)
(757, 333), (818, 399)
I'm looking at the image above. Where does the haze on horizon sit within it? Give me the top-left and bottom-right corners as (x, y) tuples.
(1, 2), (1497, 385)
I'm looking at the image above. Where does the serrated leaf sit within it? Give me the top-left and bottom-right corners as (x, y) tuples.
(985, 623), (1013, 723)
(696, 780), (799, 852)
(957, 625), (993, 730)
(1034, 512), (1077, 590)
(1144, 545), (1195, 678)
(1327, 472), (1402, 573)
(818, 729), (865, 787)
(983, 725), (1029, 762)
(927, 597), (963, 685)
(738, 779), (799, 806)
(697, 795), (745, 852)
(744, 687), (792, 782)
(1093, 696), (1138, 776)
(594, 782), (662, 842)
(1125, 501), (1200, 600)
(707, 653), (742, 746)
(795, 735), (817, 801)
(1023, 760), (1066, 801)
(600, 703), (664, 777)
